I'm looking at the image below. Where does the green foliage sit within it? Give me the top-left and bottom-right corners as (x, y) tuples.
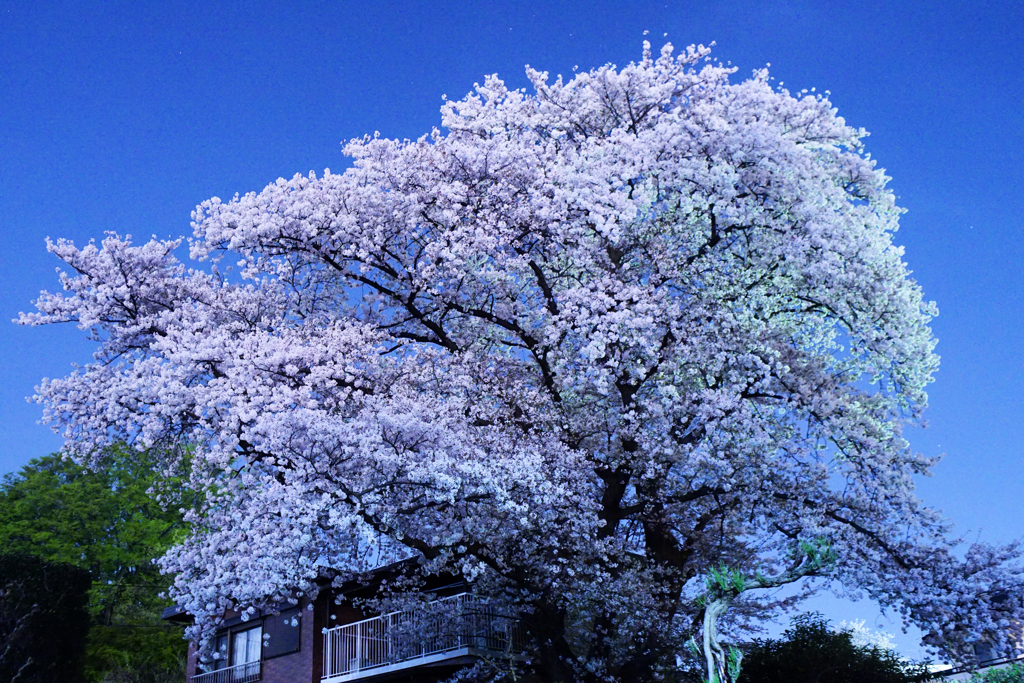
(705, 566), (747, 595)
(740, 613), (927, 683)
(0, 448), (192, 682)
(970, 662), (1024, 682)
(797, 538), (838, 571)
(727, 646), (744, 682)
(0, 553), (92, 683)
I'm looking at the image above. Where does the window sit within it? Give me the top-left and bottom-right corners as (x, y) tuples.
(263, 608), (301, 658)
(195, 622), (266, 681)
(231, 625), (263, 666)
(197, 633), (231, 674)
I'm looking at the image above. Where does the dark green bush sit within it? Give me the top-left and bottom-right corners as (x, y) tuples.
(0, 553), (92, 683)
(740, 613), (927, 683)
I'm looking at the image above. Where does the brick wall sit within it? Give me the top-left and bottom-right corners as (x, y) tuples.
(262, 595), (321, 683)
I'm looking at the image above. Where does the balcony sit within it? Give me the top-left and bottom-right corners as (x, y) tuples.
(192, 661), (261, 683)
(322, 592), (523, 682)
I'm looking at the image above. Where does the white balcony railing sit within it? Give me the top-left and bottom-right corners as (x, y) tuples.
(192, 660), (261, 683)
(322, 592), (523, 681)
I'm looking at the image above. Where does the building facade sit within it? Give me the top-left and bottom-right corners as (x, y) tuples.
(164, 566), (524, 683)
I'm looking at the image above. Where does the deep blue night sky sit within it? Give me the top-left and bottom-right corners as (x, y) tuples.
(2, 0), (1021, 659)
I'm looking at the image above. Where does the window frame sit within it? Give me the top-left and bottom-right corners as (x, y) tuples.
(197, 621), (265, 673)
(262, 607), (302, 660)
(230, 624), (263, 667)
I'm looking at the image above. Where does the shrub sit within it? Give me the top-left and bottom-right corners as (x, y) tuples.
(740, 613), (927, 683)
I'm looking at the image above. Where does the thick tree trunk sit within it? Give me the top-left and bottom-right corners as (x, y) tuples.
(702, 596), (738, 683)
(522, 601), (581, 683)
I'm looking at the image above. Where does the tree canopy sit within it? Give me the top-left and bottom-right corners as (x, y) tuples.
(739, 613), (927, 683)
(19, 43), (1024, 682)
(0, 449), (190, 682)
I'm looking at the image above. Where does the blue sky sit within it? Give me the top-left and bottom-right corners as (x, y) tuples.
(2, 0), (1021, 659)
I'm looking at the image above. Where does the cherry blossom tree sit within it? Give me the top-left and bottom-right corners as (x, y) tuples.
(20, 43), (1024, 682)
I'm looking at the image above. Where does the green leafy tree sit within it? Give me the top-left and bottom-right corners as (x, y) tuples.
(0, 447), (191, 682)
(739, 613), (928, 683)
(970, 663), (1024, 682)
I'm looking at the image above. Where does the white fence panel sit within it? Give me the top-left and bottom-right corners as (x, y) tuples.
(192, 660), (261, 683)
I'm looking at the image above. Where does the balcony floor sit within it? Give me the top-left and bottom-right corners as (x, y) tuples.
(322, 646), (493, 682)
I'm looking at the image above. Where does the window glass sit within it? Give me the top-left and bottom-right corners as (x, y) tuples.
(264, 608), (301, 658)
(231, 625), (262, 665)
(198, 633), (230, 673)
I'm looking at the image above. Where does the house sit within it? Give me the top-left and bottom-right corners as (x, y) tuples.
(163, 559), (526, 683)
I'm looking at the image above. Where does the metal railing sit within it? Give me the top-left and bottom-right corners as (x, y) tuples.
(322, 592), (523, 679)
(192, 660), (262, 683)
